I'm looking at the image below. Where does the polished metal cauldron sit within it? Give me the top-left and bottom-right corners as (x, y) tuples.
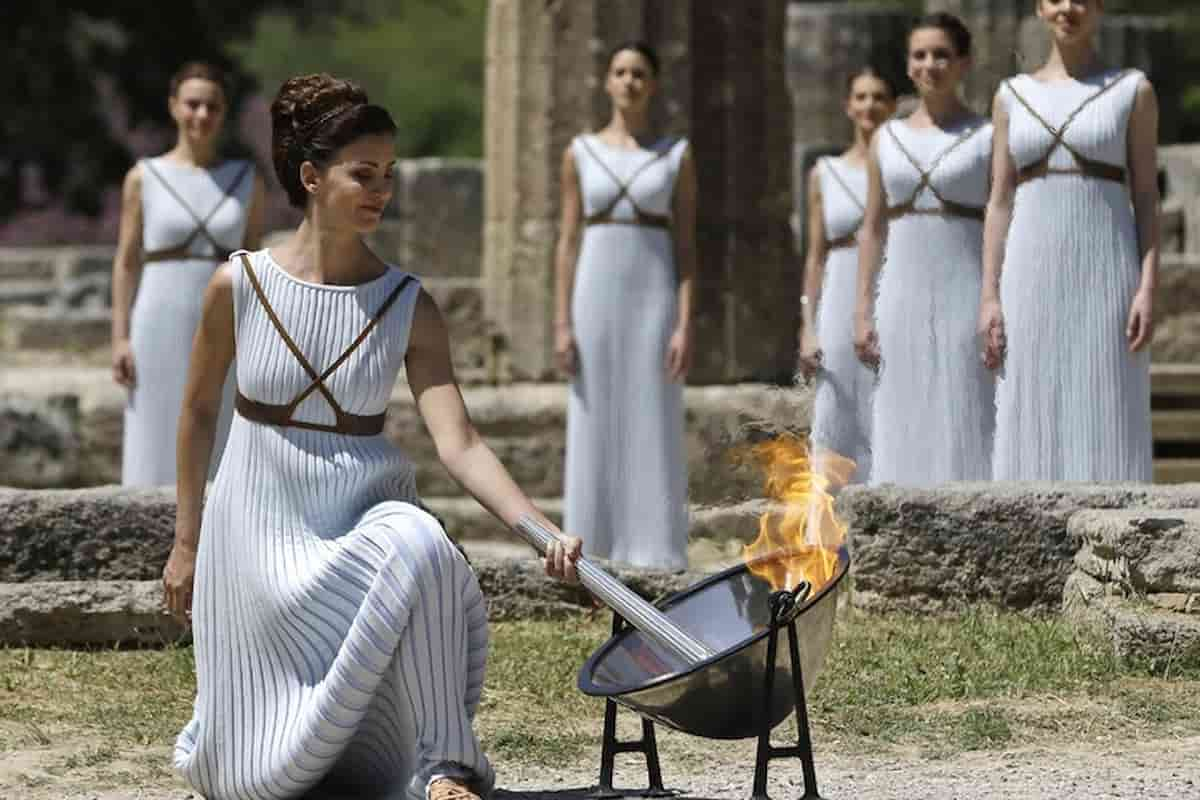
(577, 547), (848, 741)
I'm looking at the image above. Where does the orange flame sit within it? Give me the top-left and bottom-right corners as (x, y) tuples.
(741, 434), (854, 594)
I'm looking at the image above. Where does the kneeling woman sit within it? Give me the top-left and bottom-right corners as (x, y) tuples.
(163, 74), (580, 800)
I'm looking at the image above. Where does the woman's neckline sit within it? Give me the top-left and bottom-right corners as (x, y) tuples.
(154, 155), (231, 171)
(893, 114), (981, 135)
(1024, 66), (1121, 87)
(588, 132), (673, 154)
(262, 248), (396, 292)
(834, 154), (867, 171)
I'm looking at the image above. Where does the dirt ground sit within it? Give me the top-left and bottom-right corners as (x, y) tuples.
(3, 726), (1198, 800)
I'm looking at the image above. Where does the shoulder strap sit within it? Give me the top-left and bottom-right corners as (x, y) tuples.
(821, 158), (865, 213)
(143, 160), (252, 254)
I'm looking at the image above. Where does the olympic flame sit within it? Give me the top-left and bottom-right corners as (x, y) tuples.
(741, 434), (854, 593)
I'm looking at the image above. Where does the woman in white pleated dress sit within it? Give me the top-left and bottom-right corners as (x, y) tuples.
(981, 0), (1157, 481)
(111, 62), (266, 485)
(854, 14), (995, 486)
(553, 41), (697, 570)
(161, 73), (582, 800)
(798, 67), (897, 484)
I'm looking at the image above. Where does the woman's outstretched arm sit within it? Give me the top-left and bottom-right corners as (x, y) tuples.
(407, 290), (581, 581)
(163, 262), (236, 621)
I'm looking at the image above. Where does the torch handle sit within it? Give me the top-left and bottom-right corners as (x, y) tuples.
(514, 516), (717, 664)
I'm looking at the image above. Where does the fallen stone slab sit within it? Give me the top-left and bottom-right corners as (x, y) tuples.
(1069, 509), (1200, 595)
(0, 557), (707, 646)
(836, 482), (1200, 613)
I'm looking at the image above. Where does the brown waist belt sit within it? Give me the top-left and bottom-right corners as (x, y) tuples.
(886, 201), (984, 222)
(826, 231), (858, 250)
(1017, 158), (1126, 187)
(143, 245), (234, 264)
(235, 391), (386, 436)
(585, 212), (670, 230)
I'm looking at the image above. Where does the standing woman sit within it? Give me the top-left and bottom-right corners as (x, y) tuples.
(798, 67), (897, 483)
(982, 0), (1157, 480)
(854, 14), (995, 486)
(163, 73), (581, 800)
(554, 41), (697, 570)
(111, 61), (266, 486)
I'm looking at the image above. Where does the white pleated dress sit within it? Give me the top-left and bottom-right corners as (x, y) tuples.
(565, 134), (689, 570)
(993, 70), (1152, 481)
(174, 249), (492, 800)
(123, 157), (252, 486)
(871, 119), (995, 486)
(810, 157), (873, 483)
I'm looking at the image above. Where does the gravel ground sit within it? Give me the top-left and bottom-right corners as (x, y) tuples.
(8, 733), (1199, 800)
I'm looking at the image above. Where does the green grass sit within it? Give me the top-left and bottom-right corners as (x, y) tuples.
(2, 610), (1198, 774)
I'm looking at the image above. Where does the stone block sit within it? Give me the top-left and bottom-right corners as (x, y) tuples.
(0, 247), (56, 282)
(0, 393), (82, 488)
(1068, 509), (1200, 595)
(1152, 311), (1200, 363)
(389, 159), (483, 280)
(837, 482), (1200, 614)
(0, 306), (110, 352)
(1063, 585), (1200, 671)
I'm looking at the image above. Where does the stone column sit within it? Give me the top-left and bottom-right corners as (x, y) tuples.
(483, 0), (796, 383)
(785, 2), (911, 253)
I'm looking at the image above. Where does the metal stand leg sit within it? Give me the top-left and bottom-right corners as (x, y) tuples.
(592, 613), (675, 799)
(751, 606), (825, 800)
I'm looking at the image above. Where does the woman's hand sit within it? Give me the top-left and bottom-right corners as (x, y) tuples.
(853, 309), (880, 370)
(665, 325), (692, 382)
(163, 540), (197, 622)
(112, 338), (136, 388)
(1126, 287), (1154, 353)
(554, 324), (577, 377)
(544, 534), (583, 584)
(978, 298), (1006, 370)
(797, 330), (823, 382)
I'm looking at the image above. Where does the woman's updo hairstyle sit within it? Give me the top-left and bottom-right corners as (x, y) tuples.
(909, 12), (973, 57)
(169, 61), (227, 97)
(271, 73), (397, 208)
(605, 40), (660, 76)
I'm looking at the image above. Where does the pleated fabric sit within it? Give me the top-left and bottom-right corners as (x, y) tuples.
(810, 157), (874, 484)
(565, 135), (689, 570)
(871, 119), (995, 486)
(123, 157), (252, 486)
(174, 249), (493, 800)
(993, 70), (1152, 481)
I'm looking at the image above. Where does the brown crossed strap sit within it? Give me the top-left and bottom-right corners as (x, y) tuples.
(821, 158), (865, 250)
(885, 121), (986, 222)
(235, 253), (414, 436)
(578, 136), (673, 229)
(1006, 71), (1133, 187)
(142, 159), (252, 263)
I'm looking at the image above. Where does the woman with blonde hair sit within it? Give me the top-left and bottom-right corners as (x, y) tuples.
(111, 61), (265, 485)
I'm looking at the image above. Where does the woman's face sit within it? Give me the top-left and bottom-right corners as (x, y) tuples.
(303, 134), (396, 234)
(605, 49), (657, 114)
(845, 74), (896, 136)
(907, 27), (970, 100)
(1038, 0), (1102, 48)
(169, 78), (226, 145)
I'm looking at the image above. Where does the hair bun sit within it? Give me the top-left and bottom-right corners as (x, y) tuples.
(272, 74), (368, 138)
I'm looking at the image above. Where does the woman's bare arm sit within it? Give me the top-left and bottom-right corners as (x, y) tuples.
(110, 164), (144, 387)
(406, 290), (580, 576)
(667, 145), (698, 380)
(163, 262), (236, 620)
(854, 135), (887, 367)
(553, 146), (583, 375)
(980, 91), (1017, 369)
(1126, 77), (1161, 352)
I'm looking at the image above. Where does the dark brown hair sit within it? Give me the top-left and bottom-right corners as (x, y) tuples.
(845, 65), (898, 100)
(606, 40), (660, 76)
(169, 62), (227, 97)
(270, 74), (397, 208)
(909, 12), (973, 58)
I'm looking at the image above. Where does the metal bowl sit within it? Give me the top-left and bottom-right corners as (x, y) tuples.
(577, 547), (849, 740)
